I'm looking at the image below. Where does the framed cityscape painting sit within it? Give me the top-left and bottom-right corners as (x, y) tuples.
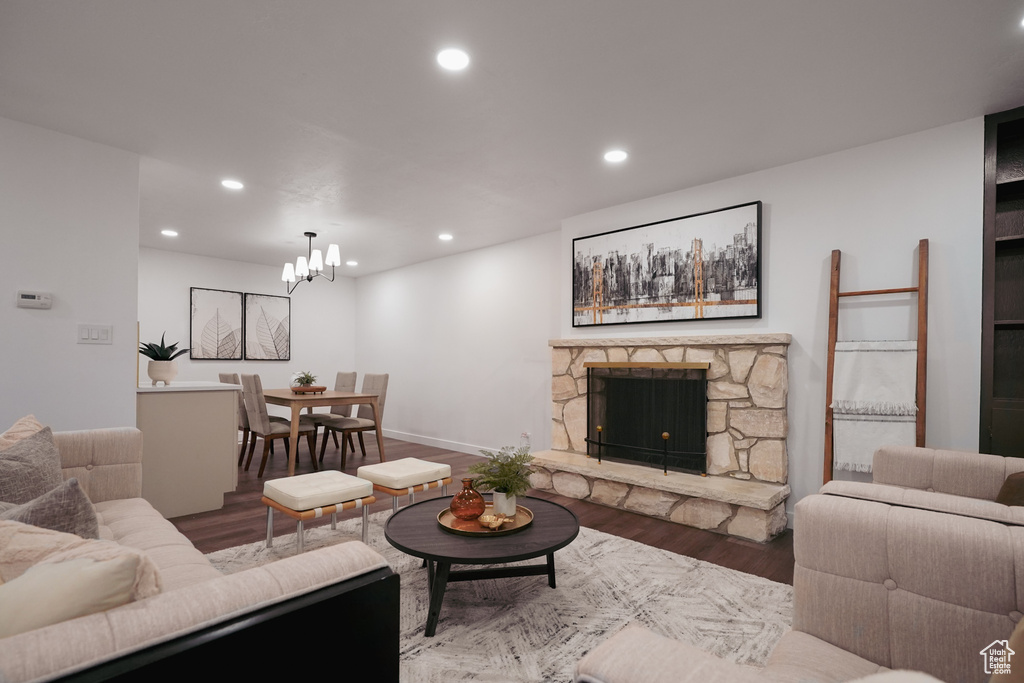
(572, 201), (762, 327)
(189, 287), (243, 359)
(244, 293), (291, 360)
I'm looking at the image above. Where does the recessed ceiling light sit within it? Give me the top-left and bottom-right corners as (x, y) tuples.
(439, 233), (454, 241)
(346, 260), (358, 267)
(437, 48), (470, 71)
(161, 229), (178, 237)
(604, 150), (628, 163)
(221, 179), (244, 190)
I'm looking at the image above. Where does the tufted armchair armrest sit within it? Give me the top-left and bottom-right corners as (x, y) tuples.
(872, 445), (1024, 501)
(53, 428), (143, 503)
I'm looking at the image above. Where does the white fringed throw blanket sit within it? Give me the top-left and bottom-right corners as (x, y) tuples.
(831, 340), (918, 472)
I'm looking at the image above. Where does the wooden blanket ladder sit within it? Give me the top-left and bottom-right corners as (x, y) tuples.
(823, 239), (929, 485)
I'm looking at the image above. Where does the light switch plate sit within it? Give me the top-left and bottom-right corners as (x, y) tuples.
(77, 324), (113, 344)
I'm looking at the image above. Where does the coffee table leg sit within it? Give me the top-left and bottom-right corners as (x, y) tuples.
(425, 561), (451, 637)
(426, 559), (434, 589)
(547, 552), (556, 588)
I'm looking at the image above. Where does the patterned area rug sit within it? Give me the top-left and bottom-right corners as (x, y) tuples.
(206, 511), (793, 682)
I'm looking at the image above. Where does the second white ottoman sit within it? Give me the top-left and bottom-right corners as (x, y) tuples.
(357, 458), (452, 513)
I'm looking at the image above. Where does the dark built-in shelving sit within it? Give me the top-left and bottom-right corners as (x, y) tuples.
(982, 106), (1024, 455)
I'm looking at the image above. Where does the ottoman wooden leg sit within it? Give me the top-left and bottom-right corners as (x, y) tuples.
(266, 507), (274, 548)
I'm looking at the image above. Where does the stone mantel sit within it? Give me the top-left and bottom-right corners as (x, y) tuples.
(549, 334), (792, 348)
(539, 332), (792, 541)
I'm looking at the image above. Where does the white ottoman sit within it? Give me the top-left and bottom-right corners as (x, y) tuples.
(357, 458), (452, 513)
(262, 470), (376, 552)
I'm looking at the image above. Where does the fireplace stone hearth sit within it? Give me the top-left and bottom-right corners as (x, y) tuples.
(533, 334), (792, 541)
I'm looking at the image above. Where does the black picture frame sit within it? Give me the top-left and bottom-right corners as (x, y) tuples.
(189, 287), (243, 360)
(243, 293), (291, 360)
(572, 201), (762, 327)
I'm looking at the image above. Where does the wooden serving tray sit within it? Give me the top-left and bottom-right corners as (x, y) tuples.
(437, 504), (534, 537)
(291, 385), (327, 394)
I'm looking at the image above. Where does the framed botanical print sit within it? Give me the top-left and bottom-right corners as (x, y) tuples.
(189, 287), (243, 359)
(243, 292), (291, 360)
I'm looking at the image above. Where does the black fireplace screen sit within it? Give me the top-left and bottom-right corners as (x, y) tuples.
(586, 366), (707, 474)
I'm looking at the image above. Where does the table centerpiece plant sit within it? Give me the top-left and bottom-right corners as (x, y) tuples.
(138, 332), (189, 386)
(468, 445), (535, 517)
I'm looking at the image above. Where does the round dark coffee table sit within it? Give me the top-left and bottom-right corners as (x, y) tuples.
(384, 495), (580, 636)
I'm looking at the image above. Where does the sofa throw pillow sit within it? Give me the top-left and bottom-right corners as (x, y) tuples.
(996, 472), (1024, 507)
(0, 520), (161, 598)
(0, 414), (45, 451)
(0, 427), (63, 504)
(0, 555), (140, 638)
(0, 478), (99, 539)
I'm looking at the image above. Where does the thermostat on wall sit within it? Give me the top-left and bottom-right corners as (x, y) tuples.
(16, 290), (52, 309)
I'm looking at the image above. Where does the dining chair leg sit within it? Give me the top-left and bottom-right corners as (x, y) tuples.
(357, 432), (367, 457)
(319, 428), (331, 462)
(238, 429), (250, 466)
(257, 438), (272, 478)
(347, 433), (355, 452)
(306, 433), (318, 471)
(332, 431), (340, 448)
(340, 431), (349, 470)
(244, 436), (259, 471)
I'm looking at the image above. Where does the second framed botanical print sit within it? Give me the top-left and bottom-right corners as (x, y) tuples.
(244, 293), (291, 360)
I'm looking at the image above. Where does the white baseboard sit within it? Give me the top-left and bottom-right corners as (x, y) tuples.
(380, 429), (491, 458)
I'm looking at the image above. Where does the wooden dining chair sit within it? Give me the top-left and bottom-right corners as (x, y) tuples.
(317, 373), (388, 468)
(240, 374), (318, 477)
(309, 371), (357, 457)
(220, 372), (254, 465)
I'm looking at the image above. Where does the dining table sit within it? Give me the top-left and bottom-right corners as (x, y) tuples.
(262, 389), (386, 476)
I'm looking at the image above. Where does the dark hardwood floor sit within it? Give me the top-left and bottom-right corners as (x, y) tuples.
(169, 434), (795, 585)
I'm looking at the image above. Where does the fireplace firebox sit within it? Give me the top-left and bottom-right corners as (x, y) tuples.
(585, 364), (707, 474)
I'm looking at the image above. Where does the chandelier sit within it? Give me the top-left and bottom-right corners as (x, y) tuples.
(281, 231), (341, 294)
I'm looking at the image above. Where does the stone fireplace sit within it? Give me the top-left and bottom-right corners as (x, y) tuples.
(530, 334), (792, 541)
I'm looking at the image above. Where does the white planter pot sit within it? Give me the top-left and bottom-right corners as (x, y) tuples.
(491, 491), (517, 517)
(147, 360), (178, 386)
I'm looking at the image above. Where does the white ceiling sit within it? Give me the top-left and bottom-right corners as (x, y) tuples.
(2, 1), (1023, 276)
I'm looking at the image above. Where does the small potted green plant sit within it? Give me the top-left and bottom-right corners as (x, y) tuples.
(139, 332), (189, 386)
(468, 445), (535, 516)
(290, 371), (324, 393)
(291, 371), (317, 387)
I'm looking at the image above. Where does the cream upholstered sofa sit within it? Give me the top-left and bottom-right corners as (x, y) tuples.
(575, 491), (1023, 683)
(0, 427), (399, 682)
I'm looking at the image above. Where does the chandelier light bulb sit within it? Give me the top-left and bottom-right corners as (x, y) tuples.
(295, 256), (309, 279)
(281, 262), (296, 283)
(308, 249), (324, 273)
(325, 244), (341, 267)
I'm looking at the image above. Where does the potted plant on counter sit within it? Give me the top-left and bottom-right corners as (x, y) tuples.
(468, 445), (535, 516)
(139, 333), (189, 386)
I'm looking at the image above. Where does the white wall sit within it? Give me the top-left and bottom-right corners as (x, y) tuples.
(355, 232), (560, 454)
(0, 116), (140, 431)
(561, 119), (984, 513)
(138, 248), (356, 408)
